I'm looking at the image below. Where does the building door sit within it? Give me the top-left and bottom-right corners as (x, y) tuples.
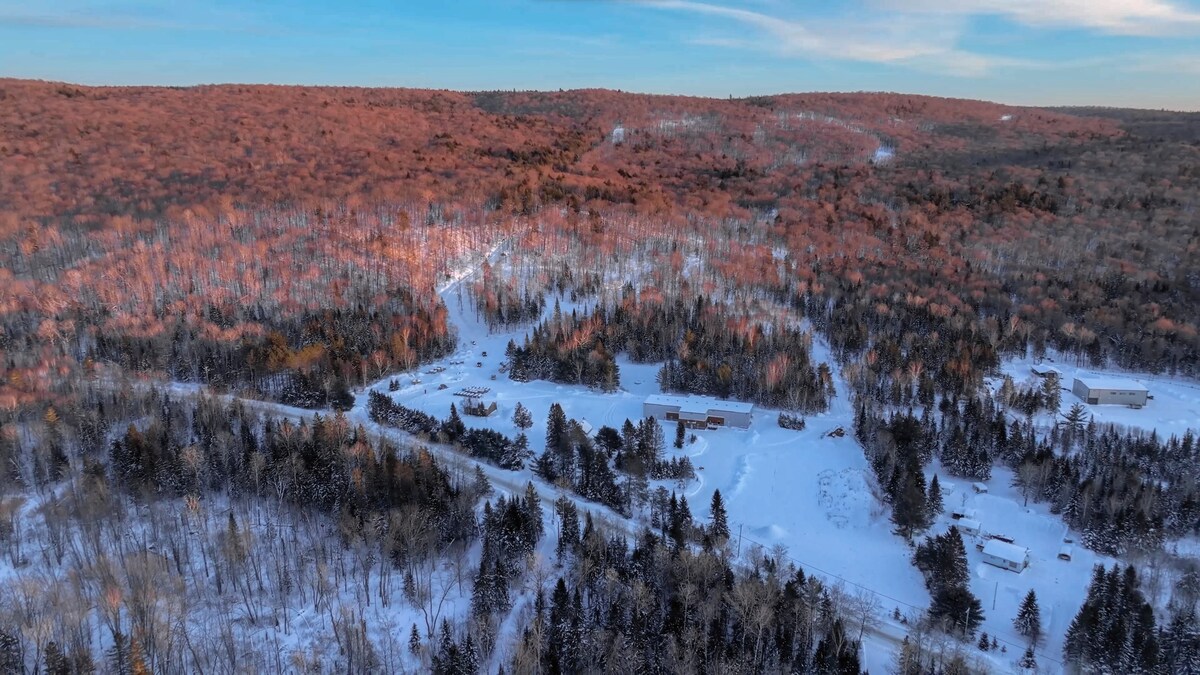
(706, 416), (725, 426)
(1087, 397), (1098, 404)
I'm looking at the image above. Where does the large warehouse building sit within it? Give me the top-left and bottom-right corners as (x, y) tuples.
(643, 394), (754, 429)
(1071, 376), (1149, 407)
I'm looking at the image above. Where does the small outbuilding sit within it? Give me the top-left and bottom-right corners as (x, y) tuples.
(1030, 364), (1062, 378)
(1072, 376), (1149, 407)
(1058, 544), (1074, 561)
(982, 540), (1030, 572)
(643, 394), (754, 429)
(971, 482), (989, 494)
(956, 518), (982, 536)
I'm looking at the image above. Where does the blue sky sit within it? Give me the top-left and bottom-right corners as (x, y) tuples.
(2, 0), (1198, 109)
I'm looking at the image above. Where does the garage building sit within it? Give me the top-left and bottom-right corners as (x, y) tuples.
(1072, 376), (1149, 407)
(643, 394), (754, 429)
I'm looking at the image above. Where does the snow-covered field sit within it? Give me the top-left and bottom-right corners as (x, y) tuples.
(992, 355), (1200, 440)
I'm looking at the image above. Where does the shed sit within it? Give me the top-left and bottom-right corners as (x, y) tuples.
(1072, 376), (1149, 407)
(950, 507), (978, 521)
(1058, 544), (1073, 561)
(644, 394), (754, 429)
(1030, 364), (1063, 378)
(971, 482), (988, 494)
(981, 540), (1029, 572)
(956, 518), (982, 536)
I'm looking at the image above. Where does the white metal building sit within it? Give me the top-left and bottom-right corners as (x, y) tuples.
(1072, 376), (1149, 407)
(982, 540), (1030, 572)
(643, 394), (754, 429)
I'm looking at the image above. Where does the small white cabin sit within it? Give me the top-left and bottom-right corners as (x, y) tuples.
(956, 518), (982, 536)
(1058, 545), (1073, 561)
(982, 540), (1029, 572)
(971, 482), (989, 494)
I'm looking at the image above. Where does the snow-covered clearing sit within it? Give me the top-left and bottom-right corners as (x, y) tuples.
(354, 262), (941, 672)
(992, 355), (1200, 440)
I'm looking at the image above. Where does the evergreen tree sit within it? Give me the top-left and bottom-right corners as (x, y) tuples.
(1041, 372), (1062, 413)
(1014, 589), (1042, 643)
(1161, 607), (1200, 675)
(927, 473), (944, 517)
(674, 419), (686, 449)
(0, 629), (21, 675)
(978, 631), (990, 651)
(1061, 402), (1089, 429)
(709, 489), (730, 545)
(45, 640), (71, 675)
(929, 585), (984, 637)
(545, 403), (568, 454)
(512, 402), (533, 431)
(107, 630), (131, 675)
(555, 495), (581, 560)
(443, 403), (466, 442)
(409, 623), (422, 656)
(1019, 646), (1037, 671)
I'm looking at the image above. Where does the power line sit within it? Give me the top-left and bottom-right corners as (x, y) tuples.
(731, 520), (1064, 667)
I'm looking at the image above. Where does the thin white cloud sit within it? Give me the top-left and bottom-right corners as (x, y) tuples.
(1121, 53), (1200, 73)
(877, 0), (1200, 36)
(636, 0), (1034, 75)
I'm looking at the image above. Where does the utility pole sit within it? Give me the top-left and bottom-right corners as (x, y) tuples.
(992, 581), (998, 610)
(737, 523), (743, 557)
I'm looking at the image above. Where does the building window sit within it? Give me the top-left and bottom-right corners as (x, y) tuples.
(665, 411), (679, 421)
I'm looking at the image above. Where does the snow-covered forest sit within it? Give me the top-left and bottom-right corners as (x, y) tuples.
(2, 82), (1199, 673)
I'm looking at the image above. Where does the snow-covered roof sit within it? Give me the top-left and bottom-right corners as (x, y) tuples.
(956, 518), (981, 531)
(982, 539), (1029, 563)
(645, 394), (754, 414)
(1073, 375), (1148, 392)
(1030, 364), (1062, 375)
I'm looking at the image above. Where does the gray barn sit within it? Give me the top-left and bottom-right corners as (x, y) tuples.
(1072, 376), (1149, 407)
(643, 394), (754, 429)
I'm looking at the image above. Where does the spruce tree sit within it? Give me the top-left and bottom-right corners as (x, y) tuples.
(0, 629), (21, 675)
(45, 640), (71, 675)
(1062, 402), (1089, 429)
(1019, 646), (1037, 670)
(927, 473), (944, 516)
(443, 403), (466, 442)
(978, 631), (990, 651)
(546, 403), (568, 453)
(1014, 589), (1042, 643)
(409, 623), (422, 656)
(512, 402), (533, 431)
(709, 489), (730, 544)
(674, 419), (686, 449)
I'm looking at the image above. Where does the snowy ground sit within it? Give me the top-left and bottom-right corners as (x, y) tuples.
(992, 354), (1200, 440)
(929, 465), (1114, 669)
(146, 263), (1198, 673)
(353, 265), (943, 673)
(354, 262), (1200, 672)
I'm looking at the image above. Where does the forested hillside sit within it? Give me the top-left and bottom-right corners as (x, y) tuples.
(2, 79), (1199, 673)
